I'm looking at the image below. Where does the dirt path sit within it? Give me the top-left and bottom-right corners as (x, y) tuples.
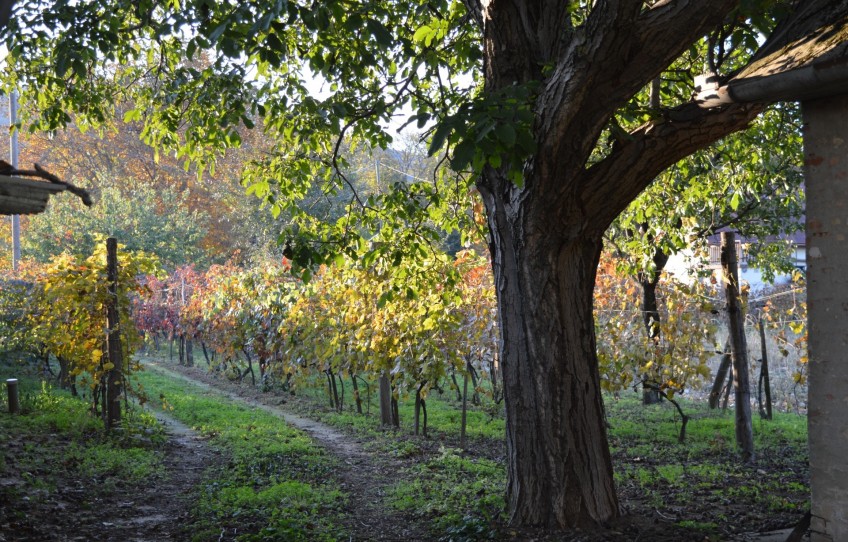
(93, 410), (217, 542)
(145, 361), (431, 541)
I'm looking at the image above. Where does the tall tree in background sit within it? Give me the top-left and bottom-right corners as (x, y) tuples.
(6, 117), (276, 263)
(0, 0), (817, 529)
(23, 178), (209, 268)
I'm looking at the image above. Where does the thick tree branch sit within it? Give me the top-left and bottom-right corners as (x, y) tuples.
(581, 101), (762, 230)
(483, 0), (574, 89)
(460, 0), (484, 32)
(0, 0), (13, 30)
(540, 0), (740, 173)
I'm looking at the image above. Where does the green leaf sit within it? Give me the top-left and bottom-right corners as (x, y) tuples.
(495, 124), (516, 147)
(266, 32), (284, 53)
(451, 140), (476, 170)
(413, 25), (432, 43)
(428, 122), (450, 156)
(366, 19), (392, 46)
(123, 108), (142, 123)
(209, 22), (228, 43)
(730, 191), (741, 211)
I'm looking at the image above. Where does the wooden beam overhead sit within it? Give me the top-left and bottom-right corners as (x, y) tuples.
(0, 174), (68, 215)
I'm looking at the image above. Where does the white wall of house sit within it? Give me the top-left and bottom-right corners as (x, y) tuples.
(665, 245), (804, 292)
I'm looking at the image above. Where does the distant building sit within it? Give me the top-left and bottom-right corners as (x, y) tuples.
(666, 228), (805, 291)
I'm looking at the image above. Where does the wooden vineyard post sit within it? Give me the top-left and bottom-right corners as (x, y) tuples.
(709, 340), (732, 409)
(105, 237), (123, 430)
(379, 372), (392, 426)
(6, 378), (19, 414)
(758, 318), (773, 420)
(460, 371), (469, 450)
(720, 232), (755, 462)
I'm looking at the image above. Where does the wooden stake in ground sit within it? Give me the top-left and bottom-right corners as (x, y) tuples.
(105, 237), (123, 429)
(6, 378), (19, 414)
(720, 232), (755, 462)
(379, 372), (392, 426)
(757, 318), (773, 420)
(709, 340), (732, 409)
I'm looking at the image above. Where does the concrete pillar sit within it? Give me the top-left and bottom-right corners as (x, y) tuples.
(804, 93), (848, 542)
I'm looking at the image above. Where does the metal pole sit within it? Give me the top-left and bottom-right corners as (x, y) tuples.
(10, 90), (20, 272)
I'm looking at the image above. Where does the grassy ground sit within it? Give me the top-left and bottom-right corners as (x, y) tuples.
(135, 369), (347, 542)
(607, 392), (808, 536)
(0, 358), (347, 541)
(2, 351), (810, 541)
(177, 359), (809, 540)
(0, 360), (168, 540)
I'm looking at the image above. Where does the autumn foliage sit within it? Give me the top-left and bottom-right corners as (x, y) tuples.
(0, 241), (158, 418)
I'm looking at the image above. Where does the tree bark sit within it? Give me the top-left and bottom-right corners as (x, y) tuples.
(390, 396), (399, 428)
(721, 232), (755, 462)
(185, 338), (193, 367)
(460, 370), (469, 450)
(482, 193), (618, 526)
(351, 374), (363, 414)
(241, 349), (256, 386)
(709, 341), (732, 409)
(466, 358), (480, 406)
(421, 397), (428, 437)
(639, 270), (663, 405)
(325, 370), (336, 409)
(489, 351), (503, 404)
(57, 355), (77, 396)
(450, 371), (462, 402)
(337, 373), (344, 411)
(414, 385), (422, 436)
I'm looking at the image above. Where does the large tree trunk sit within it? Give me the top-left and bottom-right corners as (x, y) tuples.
(721, 232), (755, 462)
(483, 188), (617, 526)
(470, 0), (761, 529)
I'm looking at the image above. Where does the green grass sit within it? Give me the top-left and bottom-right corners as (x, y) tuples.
(388, 446), (504, 536)
(0, 368), (165, 507)
(136, 368), (346, 542)
(148, 359), (810, 539)
(607, 392), (809, 530)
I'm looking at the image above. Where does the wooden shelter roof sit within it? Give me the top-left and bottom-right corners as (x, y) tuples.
(696, 1), (848, 106)
(0, 174), (69, 215)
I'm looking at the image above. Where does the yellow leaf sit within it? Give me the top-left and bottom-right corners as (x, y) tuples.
(91, 349), (103, 363)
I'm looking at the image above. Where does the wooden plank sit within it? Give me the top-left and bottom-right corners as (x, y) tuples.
(0, 174), (67, 215)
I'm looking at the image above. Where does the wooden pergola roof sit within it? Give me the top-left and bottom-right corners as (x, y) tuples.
(0, 174), (69, 215)
(696, 1), (848, 106)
